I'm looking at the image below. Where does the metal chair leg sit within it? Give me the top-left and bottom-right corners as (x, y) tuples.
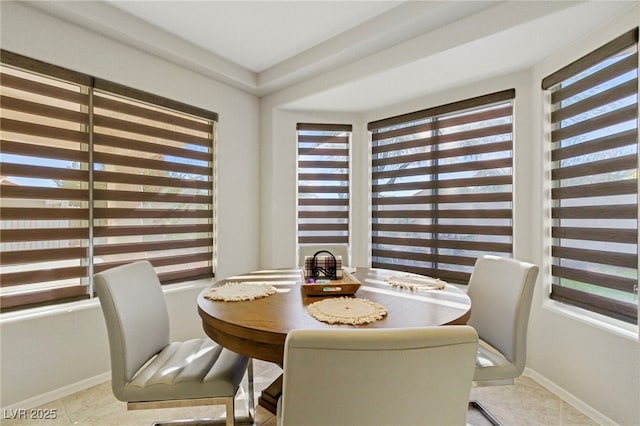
(247, 358), (255, 423)
(470, 400), (502, 426)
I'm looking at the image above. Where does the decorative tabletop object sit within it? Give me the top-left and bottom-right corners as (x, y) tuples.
(204, 281), (277, 302)
(307, 297), (387, 325)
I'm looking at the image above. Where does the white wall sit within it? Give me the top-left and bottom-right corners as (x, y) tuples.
(260, 8), (639, 425)
(0, 2), (261, 408)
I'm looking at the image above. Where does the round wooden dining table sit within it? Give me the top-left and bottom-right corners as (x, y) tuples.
(197, 267), (472, 414)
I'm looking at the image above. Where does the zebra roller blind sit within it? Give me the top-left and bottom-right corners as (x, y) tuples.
(0, 50), (216, 312)
(369, 89), (515, 283)
(543, 28), (638, 324)
(92, 82), (215, 283)
(297, 123), (352, 246)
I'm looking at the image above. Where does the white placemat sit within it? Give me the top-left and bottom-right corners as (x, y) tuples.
(204, 282), (277, 302)
(307, 297), (387, 325)
(386, 274), (446, 291)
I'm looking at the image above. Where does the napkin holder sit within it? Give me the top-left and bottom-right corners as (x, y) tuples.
(304, 250), (342, 280)
(302, 251), (359, 296)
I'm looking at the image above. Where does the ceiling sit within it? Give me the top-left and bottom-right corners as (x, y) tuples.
(24, 1), (637, 112)
(107, 1), (406, 73)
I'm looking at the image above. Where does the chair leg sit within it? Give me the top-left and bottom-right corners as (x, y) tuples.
(225, 397), (235, 426)
(247, 358), (255, 422)
(469, 400), (501, 426)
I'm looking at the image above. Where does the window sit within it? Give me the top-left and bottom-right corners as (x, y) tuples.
(0, 51), (216, 312)
(368, 90), (515, 283)
(542, 28), (638, 324)
(296, 123), (351, 246)
(92, 84), (214, 282)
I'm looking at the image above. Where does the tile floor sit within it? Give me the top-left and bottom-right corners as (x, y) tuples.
(2, 360), (597, 425)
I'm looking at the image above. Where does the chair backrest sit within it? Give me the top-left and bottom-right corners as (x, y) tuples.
(94, 260), (170, 393)
(278, 326), (478, 426)
(466, 255), (539, 374)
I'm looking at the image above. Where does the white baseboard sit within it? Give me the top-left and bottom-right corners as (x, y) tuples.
(525, 368), (617, 426)
(2, 372), (111, 412)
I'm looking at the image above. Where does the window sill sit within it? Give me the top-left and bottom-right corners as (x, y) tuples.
(0, 277), (215, 325)
(543, 299), (638, 342)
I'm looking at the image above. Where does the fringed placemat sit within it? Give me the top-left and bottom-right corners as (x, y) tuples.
(204, 282), (277, 302)
(386, 274), (446, 291)
(307, 297), (387, 325)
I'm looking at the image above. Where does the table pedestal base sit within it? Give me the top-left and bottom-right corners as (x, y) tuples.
(258, 375), (282, 415)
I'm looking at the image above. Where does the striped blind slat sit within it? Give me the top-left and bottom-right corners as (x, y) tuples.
(551, 78), (637, 123)
(551, 154), (637, 180)
(551, 52), (637, 104)
(0, 65), (91, 310)
(94, 252), (213, 276)
(92, 91), (214, 283)
(94, 170), (211, 190)
(0, 286), (89, 311)
(0, 117), (88, 142)
(1, 247), (88, 264)
(0, 71), (90, 103)
(551, 180), (636, 199)
(373, 140), (512, 167)
(370, 106), (512, 143)
(94, 224), (211, 237)
(370, 89), (515, 283)
(93, 94), (211, 133)
(550, 103), (637, 142)
(373, 174), (512, 193)
(0, 207), (89, 220)
(1, 228), (89, 242)
(1, 95), (88, 124)
(93, 207), (211, 219)
(94, 133), (212, 162)
(0, 139), (88, 162)
(372, 209), (513, 219)
(93, 189), (211, 204)
(93, 151), (211, 176)
(373, 157), (512, 180)
(552, 246), (636, 269)
(372, 223), (512, 235)
(93, 114), (211, 147)
(297, 123), (351, 247)
(93, 238), (213, 257)
(551, 129), (636, 160)
(373, 191), (512, 206)
(544, 27), (638, 324)
(298, 211), (350, 219)
(552, 265), (636, 294)
(298, 198), (349, 206)
(299, 223), (349, 231)
(552, 204), (637, 219)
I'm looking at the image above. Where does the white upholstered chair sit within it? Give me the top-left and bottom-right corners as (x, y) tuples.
(466, 255), (539, 425)
(94, 260), (254, 426)
(277, 326), (479, 426)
